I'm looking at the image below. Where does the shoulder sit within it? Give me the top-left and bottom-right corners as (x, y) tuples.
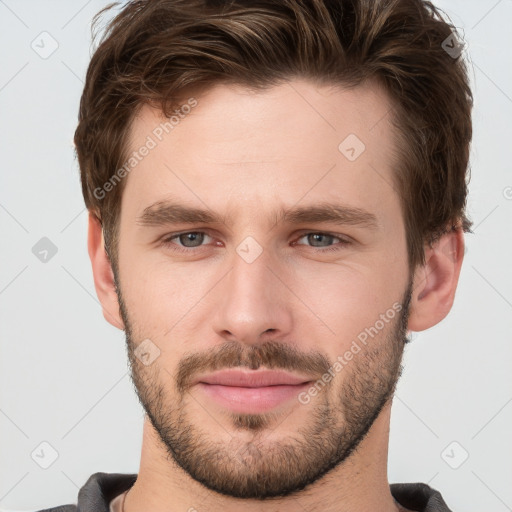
(390, 482), (453, 512)
(31, 471), (136, 512)
(32, 506), (77, 512)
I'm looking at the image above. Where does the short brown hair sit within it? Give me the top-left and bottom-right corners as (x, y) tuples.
(75, 0), (473, 272)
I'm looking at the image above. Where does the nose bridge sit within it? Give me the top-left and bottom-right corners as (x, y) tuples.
(231, 241), (273, 300)
(211, 240), (292, 343)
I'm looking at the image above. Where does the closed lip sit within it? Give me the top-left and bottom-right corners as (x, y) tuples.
(194, 369), (313, 388)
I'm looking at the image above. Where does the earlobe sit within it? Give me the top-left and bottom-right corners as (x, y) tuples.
(407, 228), (465, 332)
(87, 212), (125, 330)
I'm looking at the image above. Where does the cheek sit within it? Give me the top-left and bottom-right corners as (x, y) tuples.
(118, 248), (209, 338)
(291, 249), (406, 356)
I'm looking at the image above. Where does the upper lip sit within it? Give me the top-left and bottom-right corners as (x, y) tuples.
(195, 369), (313, 388)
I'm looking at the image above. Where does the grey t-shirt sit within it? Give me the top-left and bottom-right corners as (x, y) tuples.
(35, 472), (453, 512)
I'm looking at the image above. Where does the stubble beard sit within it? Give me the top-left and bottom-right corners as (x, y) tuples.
(117, 276), (412, 499)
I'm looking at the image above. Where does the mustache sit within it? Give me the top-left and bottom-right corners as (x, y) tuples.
(175, 340), (332, 394)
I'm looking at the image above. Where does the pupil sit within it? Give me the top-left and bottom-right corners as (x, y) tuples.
(181, 232), (203, 247)
(309, 233), (331, 247)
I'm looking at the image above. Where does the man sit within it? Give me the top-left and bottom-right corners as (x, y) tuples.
(38, 0), (473, 510)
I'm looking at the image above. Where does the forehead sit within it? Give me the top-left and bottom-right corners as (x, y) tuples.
(128, 78), (396, 154)
(122, 79), (399, 220)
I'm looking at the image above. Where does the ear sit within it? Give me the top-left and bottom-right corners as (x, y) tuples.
(87, 212), (125, 330)
(407, 227), (465, 332)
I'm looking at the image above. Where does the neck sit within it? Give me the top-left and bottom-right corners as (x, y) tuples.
(124, 403), (405, 512)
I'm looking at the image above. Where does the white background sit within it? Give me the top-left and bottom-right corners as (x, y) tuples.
(0, 1), (511, 511)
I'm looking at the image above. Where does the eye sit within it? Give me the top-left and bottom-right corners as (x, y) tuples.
(159, 230), (351, 254)
(293, 232), (351, 251)
(161, 231), (214, 250)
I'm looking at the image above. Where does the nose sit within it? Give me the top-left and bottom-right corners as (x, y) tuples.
(211, 244), (293, 345)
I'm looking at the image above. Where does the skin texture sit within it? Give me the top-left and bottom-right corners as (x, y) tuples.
(88, 79), (465, 512)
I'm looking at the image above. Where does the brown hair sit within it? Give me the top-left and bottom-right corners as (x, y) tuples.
(75, 0), (473, 273)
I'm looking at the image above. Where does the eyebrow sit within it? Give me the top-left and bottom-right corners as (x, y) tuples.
(136, 200), (379, 231)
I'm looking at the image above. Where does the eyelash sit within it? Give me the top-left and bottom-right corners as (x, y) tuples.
(160, 231), (351, 254)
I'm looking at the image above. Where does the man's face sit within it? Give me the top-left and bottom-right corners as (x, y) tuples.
(114, 79), (412, 499)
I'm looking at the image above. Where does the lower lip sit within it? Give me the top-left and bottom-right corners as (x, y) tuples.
(196, 382), (311, 413)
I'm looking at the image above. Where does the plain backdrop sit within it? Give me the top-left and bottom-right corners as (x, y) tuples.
(0, 1), (511, 511)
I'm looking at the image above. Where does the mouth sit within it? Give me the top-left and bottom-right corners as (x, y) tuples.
(193, 369), (313, 414)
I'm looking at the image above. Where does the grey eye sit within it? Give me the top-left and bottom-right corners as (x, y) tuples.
(178, 232), (206, 247)
(302, 233), (336, 247)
